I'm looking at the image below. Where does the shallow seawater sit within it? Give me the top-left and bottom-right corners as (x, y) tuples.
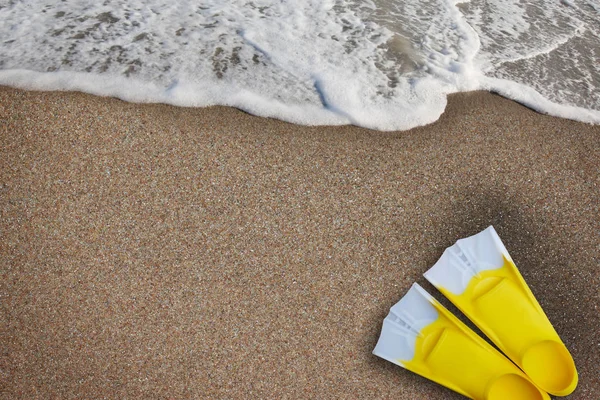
(0, 0), (598, 130)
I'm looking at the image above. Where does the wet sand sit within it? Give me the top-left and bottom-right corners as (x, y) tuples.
(1, 86), (598, 399)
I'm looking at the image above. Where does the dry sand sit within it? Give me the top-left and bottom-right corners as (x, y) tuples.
(1, 86), (598, 399)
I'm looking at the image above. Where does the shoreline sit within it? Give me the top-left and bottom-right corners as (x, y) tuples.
(1, 86), (599, 399)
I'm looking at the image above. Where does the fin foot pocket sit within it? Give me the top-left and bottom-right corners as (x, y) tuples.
(486, 374), (545, 400)
(522, 340), (578, 396)
(472, 276), (504, 301)
(420, 328), (445, 361)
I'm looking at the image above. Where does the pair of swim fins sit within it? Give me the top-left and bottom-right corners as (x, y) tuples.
(373, 226), (577, 399)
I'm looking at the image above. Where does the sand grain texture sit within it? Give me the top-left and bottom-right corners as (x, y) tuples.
(1, 87), (599, 399)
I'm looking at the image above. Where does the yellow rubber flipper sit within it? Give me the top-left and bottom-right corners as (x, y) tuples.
(373, 284), (549, 400)
(424, 226), (577, 396)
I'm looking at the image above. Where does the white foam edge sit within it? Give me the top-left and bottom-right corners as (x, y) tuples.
(0, 69), (349, 127)
(372, 283), (439, 366)
(481, 75), (600, 125)
(2, 69), (599, 131)
(424, 226), (511, 295)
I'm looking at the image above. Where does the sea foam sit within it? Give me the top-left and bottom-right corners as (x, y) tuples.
(1, 0), (599, 131)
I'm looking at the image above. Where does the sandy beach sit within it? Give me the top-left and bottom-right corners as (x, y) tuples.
(1, 86), (598, 399)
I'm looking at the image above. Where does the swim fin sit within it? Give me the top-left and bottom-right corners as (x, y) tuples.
(424, 226), (577, 396)
(373, 283), (550, 400)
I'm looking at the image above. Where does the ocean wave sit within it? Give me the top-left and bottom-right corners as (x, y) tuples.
(1, 0), (598, 130)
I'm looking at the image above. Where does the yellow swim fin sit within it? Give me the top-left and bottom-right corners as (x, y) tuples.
(424, 226), (577, 396)
(373, 283), (550, 400)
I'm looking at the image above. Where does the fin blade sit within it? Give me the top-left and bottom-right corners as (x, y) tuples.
(372, 284), (438, 365)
